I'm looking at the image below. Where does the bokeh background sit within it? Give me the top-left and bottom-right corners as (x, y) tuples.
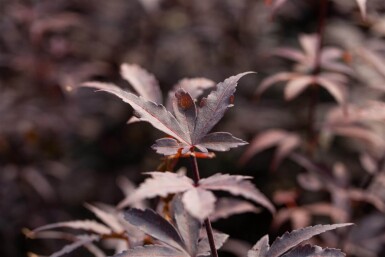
(1, 0), (385, 256)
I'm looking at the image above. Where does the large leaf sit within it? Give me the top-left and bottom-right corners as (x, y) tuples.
(182, 188), (216, 221)
(170, 195), (201, 256)
(83, 82), (189, 145)
(281, 244), (345, 257)
(118, 172), (194, 208)
(266, 224), (352, 257)
(197, 132), (248, 152)
(120, 63), (162, 103)
(124, 208), (186, 253)
(199, 174), (275, 214)
(113, 245), (188, 257)
(193, 72), (253, 143)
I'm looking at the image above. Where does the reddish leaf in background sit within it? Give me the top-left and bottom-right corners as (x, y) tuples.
(256, 34), (351, 107)
(240, 129), (300, 170)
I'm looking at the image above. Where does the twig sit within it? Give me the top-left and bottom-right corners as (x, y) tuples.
(307, 0), (328, 154)
(190, 153), (218, 257)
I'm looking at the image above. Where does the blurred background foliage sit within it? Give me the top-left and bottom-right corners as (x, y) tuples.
(1, 0), (385, 256)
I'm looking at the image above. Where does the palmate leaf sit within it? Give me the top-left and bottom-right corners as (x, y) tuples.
(85, 72), (251, 155)
(120, 172), (274, 220)
(248, 224), (352, 257)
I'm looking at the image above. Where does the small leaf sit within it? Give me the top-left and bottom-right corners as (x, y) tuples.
(170, 194), (201, 256)
(271, 134), (300, 170)
(113, 245), (188, 257)
(83, 82), (189, 145)
(284, 76), (314, 101)
(240, 129), (289, 165)
(314, 77), (347, 106)
(281, 244), (345, 257)
(124, 208), (186, 252)
(248, 235), (270, 257)
(118, 172), (194, 208)
(330, 125), (385, 150)
(299, 34), (318, 62)
(210, 198), (260, 222)
(273, 47), (306, 63)
(120, 63), (162, 103)
(356, 0), (367, 19)
(197, 232), (229, 256)
(85, 203), (124, 233)
(256, 72), (297, 96)
(197, 132), (248, 152)
(200, 174), (275, 214)
(152, 138), (185, 156)
(32, 220), (111, 235)
(193, 72), (254, 143)
(182, 188), (216, 221)
(267, 223), (352, 257)
(49, 235), (99, 257)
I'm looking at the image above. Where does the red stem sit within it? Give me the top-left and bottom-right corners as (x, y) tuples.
(307, 0), (328, 154)
(190, 154), (218, 257)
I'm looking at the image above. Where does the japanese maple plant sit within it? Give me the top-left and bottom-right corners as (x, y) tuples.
(26, 63), (352, 257)
(80, 63), (349, 257)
